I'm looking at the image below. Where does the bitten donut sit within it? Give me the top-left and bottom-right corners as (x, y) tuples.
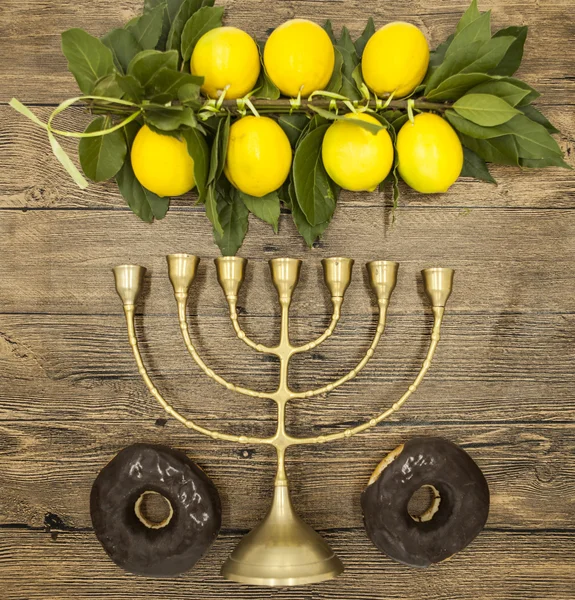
(90, 443), (222, 576)
(361, 437), (489, 567)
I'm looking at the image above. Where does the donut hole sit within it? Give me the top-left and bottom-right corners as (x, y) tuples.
(407, 484), (441, 523)
(134, 491), (174, 529)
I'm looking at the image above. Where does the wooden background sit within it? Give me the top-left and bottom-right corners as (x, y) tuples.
(1, 0), (574, 598)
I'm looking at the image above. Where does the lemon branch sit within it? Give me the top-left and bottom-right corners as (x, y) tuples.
(219, 97), (452, 114)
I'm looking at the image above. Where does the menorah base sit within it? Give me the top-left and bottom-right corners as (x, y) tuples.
(221, 484), (344, 587)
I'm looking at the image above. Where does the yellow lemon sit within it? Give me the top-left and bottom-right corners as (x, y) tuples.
(131, 125), (195, 197)
(264, 19), (335, 97)
(191, 26), (260, 99)
(396, 113), (463, 193)
(225, 116), (292, 197)
(362, 22), (429, 98)
(322, 113), (394, 192)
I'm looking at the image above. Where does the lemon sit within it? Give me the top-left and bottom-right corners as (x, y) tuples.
(264, 19), (335, 97)
(225, 116), (292, 197)
(322, 113), (394, 192)
(131, 125), (195, 197)
(362, 22), (429, 98)
(191, 26), (260, 99)
(396, 113), (463, 193)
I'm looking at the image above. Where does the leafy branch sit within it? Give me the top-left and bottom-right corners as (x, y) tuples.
(9, 0), (569, 256)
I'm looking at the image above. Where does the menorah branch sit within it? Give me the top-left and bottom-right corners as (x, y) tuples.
(175, 295), (275, 401)
(227, 297), (274, 354)
(292, 306), (445, 445)
(114, 264), (271, 445)
(292, 298), (389, 399)
(291, 297), (343, 355)
(123, 304), (269, 444)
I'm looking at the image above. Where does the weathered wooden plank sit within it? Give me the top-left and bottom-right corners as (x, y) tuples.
(1, 209), (575, 314)
(0, 422), (572, 530)
(1, 313), (575, 423)
(1, 105), (573, 211)
(0, 529), (573, 600)
(0, 1), (573, 103)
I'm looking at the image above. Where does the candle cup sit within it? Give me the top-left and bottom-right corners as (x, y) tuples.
(322, 257), (354, 298)
(113, 265), (145, 306)
(215, 256), (247, 300)
(167, 254), (200, 296)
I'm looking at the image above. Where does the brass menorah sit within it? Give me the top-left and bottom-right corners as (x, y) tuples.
(113, 256), (453, 587)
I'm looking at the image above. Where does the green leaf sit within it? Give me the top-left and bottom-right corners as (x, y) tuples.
(336, 27), (361, 101)
(519, 156), (571, 169)
(289, 182), (329, 247)
(456, 0), (481, 34)
(239, 190), (281, 233)
(428, 34), (454, 72)
(144, 105), (197, 130)
(116, 74), (145, 101)
(425, 9), (495, 94)
(446, 11), (491, 59)
(494, 77), (540, 106)
(252, 41), (280, 100)
(425, 72), (493, 101)
(208, 113), (230, 184)
(459, 133), (519, 166)
(278, 114), (309, 147)
(491, 26), (528, 77)
(325, 47), (343, 94)
(293, 125), (336, 226)
(92, 73), (125, 98)
(390, 114), (409, 132)
(147, 67), (203, 103)
(79, 116), (127, 182)
(213, 188), (249, 256)
(182, 127), (209, 201)
(127, 49), (179, 88)
(144, 0), (176, 49)
(181, 6), (224, 61)
(460, 36), (515, 75)
(460, 146), (496, 183)
(127, 3), (166, 49)
(468, 79), (530, 106)
(116, 122), (170, 222)
(322, 20), (336, 44)
(178, 78), (203, 108)
(355, 17), (375, 57)
(166, 0), (212, 53)
(205, 183), (223, 235)
(520, 105), (559, 134)
(446, 109), (507, 139)
(101, 29), (142, 73)
(425, 39), (484, 93)
(61, 29), (115, 94)
(500, 114), (563, 160)
(453, 93), (521, 126)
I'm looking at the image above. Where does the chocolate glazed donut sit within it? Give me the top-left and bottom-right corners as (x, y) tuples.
(361, 437), (489, 567)
(90, 444), (222, 576)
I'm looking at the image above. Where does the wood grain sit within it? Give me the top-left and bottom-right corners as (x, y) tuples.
(1, 422), (572, 530)
(2, 208), (575, 314)
(1, 0), (574, 598)
(0, 529), (573, 600)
